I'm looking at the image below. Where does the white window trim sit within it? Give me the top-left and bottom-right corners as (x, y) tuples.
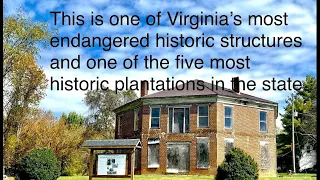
(260, 141), (268, 146)
(150, 106), (161, 129)
(196, 137), (210, 140)
(196, 137), (210, 169)
(148, 138), (160, 144)
(224, 138), (235, 154)
(222, 103), (235, 107)
(167, 107), (190, 133)
(259, 110), (268, 132)
(167, 108), (171, 133)
(197, 105), (209, 128)
(148, 138), (160, 168)
(134, 108), (139, 131)
(260, 141), (270, 170)
(224, 105), (233, 129)
(166, 142), (190, 173)
(166, 142), (192, 145)
(217, 95), (276, 109)
(224, 138), (234, 143)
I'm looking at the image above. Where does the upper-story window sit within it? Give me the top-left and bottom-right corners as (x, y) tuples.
(168, 107), (190, 133)
(134, 108), (139, 131)
(260, 111), (267, 132)
(224, 106), (233, 129)
(150, 107), (160, 129)
(117, 116), (122, 136)
(198, 105), (209, 128)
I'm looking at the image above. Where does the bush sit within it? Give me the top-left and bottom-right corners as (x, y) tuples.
(216, 147), (259, 180)
(62, 150), (87, 176)
(15, 148), (61, 180)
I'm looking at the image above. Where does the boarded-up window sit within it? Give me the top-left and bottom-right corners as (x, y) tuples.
(224, 138), (234, 154)
(135, 149), (140, 169)
(167, 143), (190, 173)
(148, 138), (160, 168)
(260, 141), (270, 169)
(197, 137), (210, 168)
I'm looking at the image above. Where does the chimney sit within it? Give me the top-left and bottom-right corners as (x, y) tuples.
(140, 80), (148, 97)
(232, 77), (240, 93)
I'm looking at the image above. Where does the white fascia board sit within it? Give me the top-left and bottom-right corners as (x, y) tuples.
(217, 95), (277, 110)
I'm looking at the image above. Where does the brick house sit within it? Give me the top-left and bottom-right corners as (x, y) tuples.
(113, 79), (278, 177)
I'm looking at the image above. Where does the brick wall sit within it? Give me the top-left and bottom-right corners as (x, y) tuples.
(140, 104), (218, 175)
(115, 106), (143, 139)
(215, 102), (277, 177)
(116, 101), (277, 177)
(115, 106), (143, 174)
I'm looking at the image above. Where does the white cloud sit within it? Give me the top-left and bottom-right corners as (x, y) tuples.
(6, 0), (315, 129)
(36, 0), (61, 14)
(89, 0), (110, 6)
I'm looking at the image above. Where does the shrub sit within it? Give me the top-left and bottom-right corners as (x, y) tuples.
(62, 150), (87, 176)
(15, 148), (61, 180)
(216, 147), (259, 180)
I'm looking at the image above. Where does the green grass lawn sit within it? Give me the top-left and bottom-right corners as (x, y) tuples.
(261, 173), (316, 180)
(57, 175), (214, 180)
(9, 174), (316, 180)
(56, 174), (316, 180)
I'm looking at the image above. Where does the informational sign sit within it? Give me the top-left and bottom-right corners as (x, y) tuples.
(97, 154), (127, 175)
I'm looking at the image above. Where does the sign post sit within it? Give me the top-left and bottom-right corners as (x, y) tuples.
(89, 149), (94, 180)
(131, 149), (135, 180)
(82, 139), (141, 180)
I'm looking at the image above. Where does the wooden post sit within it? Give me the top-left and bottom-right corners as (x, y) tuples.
(131, 149), (135, 180)
(89, 149), (94, 180)
(126, 153), (129, 176)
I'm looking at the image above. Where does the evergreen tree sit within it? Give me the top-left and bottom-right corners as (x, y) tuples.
(277, 75), (317, 172)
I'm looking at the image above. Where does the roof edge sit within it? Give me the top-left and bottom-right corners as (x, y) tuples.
(113, 98), (142, 114)
(217, 95), (278, 106)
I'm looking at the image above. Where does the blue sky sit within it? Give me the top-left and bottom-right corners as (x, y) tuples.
(4, 0), (316, 128)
